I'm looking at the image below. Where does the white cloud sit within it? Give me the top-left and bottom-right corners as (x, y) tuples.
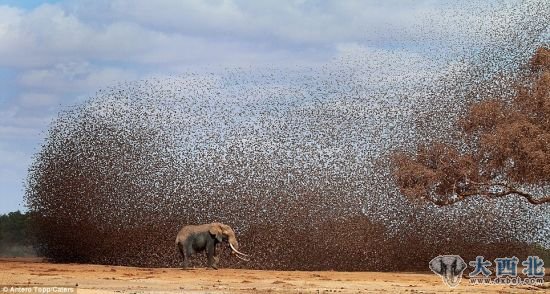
(68, 0), (446, 45)
(0, 1), (489, 70)
(18, 92), (59, 108)
(0, 0), (540, 74)
(0, 147), (29, 181)
(0, 2), (335, 73)
(0, 125), (41, 140)
(0, 106), (52, 140)
(0, 143), (34, 213)
(0, 4), (89, 67)
(19, 62), (139, 94)
(0, 5), (22, 34)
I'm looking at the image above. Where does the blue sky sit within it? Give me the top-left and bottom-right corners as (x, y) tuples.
(0, 0), (520, 213)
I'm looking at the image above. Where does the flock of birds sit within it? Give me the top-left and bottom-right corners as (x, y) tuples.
(25, 1), (549, 269)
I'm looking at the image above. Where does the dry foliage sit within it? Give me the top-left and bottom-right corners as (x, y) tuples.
(392, 47), (550, 206)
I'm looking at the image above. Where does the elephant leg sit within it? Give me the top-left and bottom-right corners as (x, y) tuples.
(183, 254), (189, 269)
(207, 243), (218, 270)
(178, 242), (189, 269)
(213, 255), (220, 268)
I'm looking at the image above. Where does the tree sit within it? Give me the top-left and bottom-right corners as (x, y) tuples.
(392, 47), (550, 206)
(0, 211), (33, 256)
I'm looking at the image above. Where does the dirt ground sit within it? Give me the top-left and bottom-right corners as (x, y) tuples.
(0, 258), (547, 293)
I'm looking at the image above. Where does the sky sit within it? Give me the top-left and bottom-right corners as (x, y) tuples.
(0, 0), (520, 214)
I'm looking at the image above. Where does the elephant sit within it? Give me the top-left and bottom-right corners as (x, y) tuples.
(429, 255), (467, 288)
(175, 222), (249, 269)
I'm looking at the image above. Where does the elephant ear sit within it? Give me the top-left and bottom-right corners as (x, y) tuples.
(454, 258), (467, 275)
(209, 224), (223, 242)
(429, 256), (444, 275)
(220, 224), (233, 234)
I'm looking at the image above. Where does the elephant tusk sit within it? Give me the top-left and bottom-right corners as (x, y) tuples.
(229, 243), (249, 256)
(234, 254), (250, 261)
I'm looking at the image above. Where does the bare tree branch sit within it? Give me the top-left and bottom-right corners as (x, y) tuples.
(427, 181), (550, 206)
(456, 183), (549, 205)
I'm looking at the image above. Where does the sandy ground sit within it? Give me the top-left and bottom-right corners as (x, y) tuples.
(0, 258), (547, 293)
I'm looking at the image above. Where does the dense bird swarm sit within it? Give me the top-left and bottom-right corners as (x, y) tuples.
(26, 1), (549, 270)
